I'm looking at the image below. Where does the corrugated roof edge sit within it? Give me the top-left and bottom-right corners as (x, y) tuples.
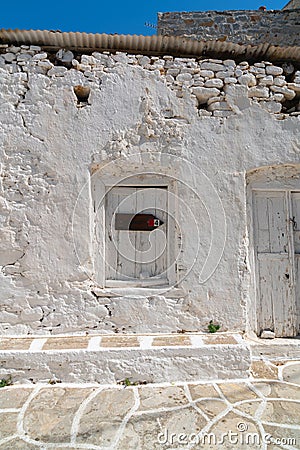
(0, 29), (299, 63)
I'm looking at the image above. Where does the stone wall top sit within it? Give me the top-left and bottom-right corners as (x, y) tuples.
(1, 44), (299, 119)
(157, 9), (300, 46)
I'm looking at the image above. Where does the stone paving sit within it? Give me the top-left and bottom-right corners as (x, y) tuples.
(0, 360), (299, 449)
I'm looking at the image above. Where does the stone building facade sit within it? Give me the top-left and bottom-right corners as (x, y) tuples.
(0, 12), (299, 339)
(157, 9), (300, 45)
(283, 0), (300, 10)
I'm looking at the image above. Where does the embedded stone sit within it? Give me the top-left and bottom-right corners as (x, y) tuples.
(4, 52), (16, 62)
(38, 60), (54, 70)
(81, 55), (97, 66)
(207, 101), (231, 111)
(192, 86), (220, 104)
(17, 53), (32, 62)
(204, 78), (223, 88)
(288, 83), (300, 93)
(47, 66), (68, 76)
(272, 93), (284, 102)
(30, 45), (42, 52)
(176, 72), (193, 82)
(8, 46), (21, 53)
(198, 109), (212, 116)
(266, 65), (283, 76)
(223, 59), (236, 67)
(32, 52), (48, 61)
(112, 53), (129, 64)
(166, 68), (180, 76)
(180, 67), (196, 74)
(200, 62), (225, 72)
(238, 73), (256, 87)
(192, 80), (204, 86)
(260, 101), (282, 114)
(207, 96), (222, 105)
(273, 76), (286, 87)
(235, 68), (243, 77)
(224, 77), (237, 84)
(258, 75), (273, 86)
(215, 70), (234, 79)
(248, 86), (269, 98)
(250, 66), (265, 75)
(270, 85), (296, 100)
(166, 74), (174, 83)
(199, 69), (214, 78)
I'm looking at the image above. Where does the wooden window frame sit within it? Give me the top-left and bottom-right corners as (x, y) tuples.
(91, 172), (179, 292)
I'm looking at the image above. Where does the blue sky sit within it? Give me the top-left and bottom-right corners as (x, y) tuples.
(1, 0), (286, 36)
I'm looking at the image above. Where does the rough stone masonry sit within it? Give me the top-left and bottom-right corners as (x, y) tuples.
(0, 41), (299, 336)
(157, 9), (300, 46)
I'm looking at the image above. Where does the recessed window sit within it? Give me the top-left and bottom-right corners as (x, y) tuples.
(105, 186), (170, 287)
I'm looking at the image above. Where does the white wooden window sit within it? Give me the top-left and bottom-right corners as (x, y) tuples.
(105, 186), (169, 287)
(92, 175), (177, 289)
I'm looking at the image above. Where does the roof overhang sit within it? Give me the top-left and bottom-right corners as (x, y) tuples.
(0, 29), (299, 64)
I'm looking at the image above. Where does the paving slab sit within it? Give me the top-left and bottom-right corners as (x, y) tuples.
(0, 360), (298, 450)
(0, 335), (299, 448)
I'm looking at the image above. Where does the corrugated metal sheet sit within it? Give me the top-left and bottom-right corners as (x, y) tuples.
(0, 29), (299, 63)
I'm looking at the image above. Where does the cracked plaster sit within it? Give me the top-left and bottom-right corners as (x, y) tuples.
(0, 49), (299, 336)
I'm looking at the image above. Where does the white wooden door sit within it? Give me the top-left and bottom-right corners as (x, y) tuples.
(105, 186), (168, 286)
(292, 192), (300, 335)
(253, 190), (297, 337)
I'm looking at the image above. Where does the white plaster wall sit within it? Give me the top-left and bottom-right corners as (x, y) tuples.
(0, 52), (299, 335)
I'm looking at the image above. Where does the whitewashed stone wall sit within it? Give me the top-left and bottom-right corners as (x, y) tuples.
(0, 44), (299, 335)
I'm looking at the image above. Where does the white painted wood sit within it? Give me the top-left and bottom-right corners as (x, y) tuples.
(258, 253), (294, 336)
(295, 255), (300, 335)
(105, 186), (168, 284)
(292, 192), (300, 253)
(292, 192), (300, 335)
(254, 190), (297, 337)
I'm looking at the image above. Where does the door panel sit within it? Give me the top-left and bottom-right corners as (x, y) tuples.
(292, 193), (300, 334)
(294, 256), (300, 335)
(258, 253), (294, 336)
(254, 190), (297, 337)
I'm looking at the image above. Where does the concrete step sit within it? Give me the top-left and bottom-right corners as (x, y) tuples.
(0, 332), (250, 384)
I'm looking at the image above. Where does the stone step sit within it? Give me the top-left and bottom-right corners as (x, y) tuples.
(0, 332), (251, 384)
